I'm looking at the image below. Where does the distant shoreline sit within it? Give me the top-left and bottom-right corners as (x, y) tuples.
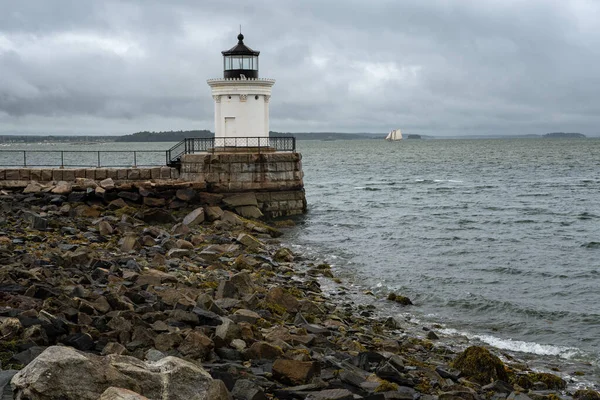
(0, 131), (590, 143)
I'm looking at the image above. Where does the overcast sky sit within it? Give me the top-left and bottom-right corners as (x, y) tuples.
(1, 0), (599, 136)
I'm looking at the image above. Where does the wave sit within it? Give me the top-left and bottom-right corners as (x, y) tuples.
(439, 328), (581, 358)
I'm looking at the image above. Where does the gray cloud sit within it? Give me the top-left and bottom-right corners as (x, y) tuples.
(1, 0), (599, 136)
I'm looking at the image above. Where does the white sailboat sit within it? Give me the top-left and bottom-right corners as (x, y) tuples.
(385, 128), (403, 141)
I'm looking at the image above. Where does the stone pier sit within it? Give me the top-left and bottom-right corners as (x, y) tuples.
(0, 152), (306, 219)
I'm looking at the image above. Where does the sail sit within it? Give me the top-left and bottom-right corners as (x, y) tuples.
(386, 129), (402, 141)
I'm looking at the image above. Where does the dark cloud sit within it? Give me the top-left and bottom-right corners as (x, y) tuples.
(1, 0), (599, 136)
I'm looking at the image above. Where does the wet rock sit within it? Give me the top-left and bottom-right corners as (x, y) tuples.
(574, 389), (600, 400)
(11, 346), (230, 400)
(451, 346), (508, 385)
(387, 293), (413, 305)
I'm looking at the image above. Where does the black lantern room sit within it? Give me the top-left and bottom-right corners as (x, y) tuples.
(222, 33), (260, 79)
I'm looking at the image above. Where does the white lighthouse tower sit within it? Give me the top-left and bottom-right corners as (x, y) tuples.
(207, 33), (275, 146)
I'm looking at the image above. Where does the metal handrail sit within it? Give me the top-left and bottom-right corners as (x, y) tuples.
(166, 136), (296, 166)
(0, 150), (165, 168)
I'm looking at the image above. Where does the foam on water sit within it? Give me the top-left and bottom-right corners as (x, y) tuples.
(439, 328), (581, 358)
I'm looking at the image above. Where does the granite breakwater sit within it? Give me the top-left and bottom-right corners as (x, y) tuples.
(0, 180), (597, 400)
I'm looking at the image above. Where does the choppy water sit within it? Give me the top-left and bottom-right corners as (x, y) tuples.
(287, 138), (600, 377)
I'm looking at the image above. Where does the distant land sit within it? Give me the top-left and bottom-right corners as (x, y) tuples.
(0, 131), (591, 143)
(542, 132), (586, 138)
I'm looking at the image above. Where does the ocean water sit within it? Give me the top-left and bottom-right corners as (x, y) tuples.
(286, 138), (600, 377)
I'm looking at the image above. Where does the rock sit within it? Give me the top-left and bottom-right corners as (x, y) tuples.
(451, 346), (508, 385)
(266, 286), (299, 313)
(121, 234), (141, 252)
(143, 197), (166, 207)
(223, 193), (258, 207)
(273, 248), (294, 262)
(100, 178), (115, 190)
(387, 293), (413, 305)
(141, 209), (175, 224)
(178, 330), (214, 360)
(183, 207), (205, 227)
(235, 206), (264, 219)
(175, 188), (197, 202)
(118, 192), (140, 202)
(171, 223), (191, 236)
(109, 198), (128, 210)
(244, 341), (283, 360)
(204, 206), (224, 221)
(1, 370), (18, 395)
(215, 317), (242, 344)
(11, 346), (230, 400)
(51, 181), (72, 195)
(176, 239), (194, 249)
(99, 387), (149, 400)
(230, 309), (261, 324)
(231, 379), (267, 400)
(305, 389), (354, 400)
(272, 359), (320, 385)
(23, 182), (44, 194)
(95, 186), (106, 197)
(513, 372), (566, 390)
(574, 389), (600, 400)
(98, 221), (114, 236)
(236, 233), (262, 249)
(221, 211), (244, 226)
(29, 214), (48, 231)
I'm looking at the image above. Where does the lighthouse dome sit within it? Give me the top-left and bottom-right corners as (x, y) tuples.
(222, 33), (260, 79)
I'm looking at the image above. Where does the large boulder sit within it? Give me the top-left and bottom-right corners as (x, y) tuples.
(451, 346), (508, 385)
(11, 346), (231, 400)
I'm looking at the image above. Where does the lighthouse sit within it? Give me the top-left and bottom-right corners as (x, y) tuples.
(207, 33), (275, 144)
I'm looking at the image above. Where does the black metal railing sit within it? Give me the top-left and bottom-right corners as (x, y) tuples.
(0, 150), (166, 168)
(166, 136), (296, 166)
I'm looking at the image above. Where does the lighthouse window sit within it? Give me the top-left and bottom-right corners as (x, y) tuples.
(255, 95), (259, 100)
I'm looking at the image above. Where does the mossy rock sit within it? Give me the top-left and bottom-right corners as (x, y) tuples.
(574, 389), (600, 400)
(374, 380), (399, 393)
(451, 346), (508, 384)
(513, 372), (566, 390)
(387, 293), (413, 305)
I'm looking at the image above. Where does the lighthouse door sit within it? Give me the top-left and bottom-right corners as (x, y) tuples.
(224, 117), (236, 138)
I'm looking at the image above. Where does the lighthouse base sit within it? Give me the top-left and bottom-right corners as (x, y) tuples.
(179, 151), (306, 218)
